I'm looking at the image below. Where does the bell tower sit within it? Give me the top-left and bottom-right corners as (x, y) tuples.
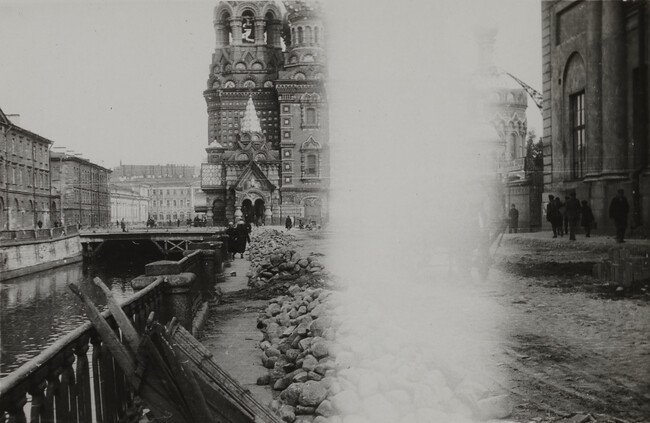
(204, 1), (285, 150)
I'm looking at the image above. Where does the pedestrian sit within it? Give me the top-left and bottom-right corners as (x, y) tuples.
(581, 200), (594, 237)
(285, 215), (293, 230)
(508, 204), (519, 234)
(176, 219), (180, 227)
(235, 220), (251, 258)
(116, 220), (120, 228)
(120, 218), (126, 232)
(554, 196), (565, 236)
(609, 189), (629, 243)
(563, 196), (570, 236)
(546, 195), (559, 238)
(565, 192), (581, 241)
(226, 222), (238, 259)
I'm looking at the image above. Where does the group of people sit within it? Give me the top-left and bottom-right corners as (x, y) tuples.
(546, 193), (594, 241)
(545, 189), (629, 243)
(226, 220), (252, 259)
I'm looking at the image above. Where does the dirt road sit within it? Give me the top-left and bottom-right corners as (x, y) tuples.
(491, 233), (650, 423)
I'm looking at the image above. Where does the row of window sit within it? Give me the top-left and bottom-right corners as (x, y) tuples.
(290, 25), (323, 47)
(150, 188), (193, 196)
(151, 213), (190, 221)
(0, 165), (50, 189)
(151, 199), (192, 208)
(0, 135), (49, 164)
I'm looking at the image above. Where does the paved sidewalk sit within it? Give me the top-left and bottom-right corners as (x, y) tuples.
(502, 230), (650, 249)
(200, 252), (274, 407)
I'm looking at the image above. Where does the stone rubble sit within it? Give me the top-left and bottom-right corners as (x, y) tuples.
(250, 229), (513, 423)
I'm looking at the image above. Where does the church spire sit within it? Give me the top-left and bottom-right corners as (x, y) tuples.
(241, 95), (262, 133)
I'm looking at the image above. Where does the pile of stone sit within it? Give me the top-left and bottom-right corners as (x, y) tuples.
(257, 284), (341, 423)
(247, 231), (327, 290)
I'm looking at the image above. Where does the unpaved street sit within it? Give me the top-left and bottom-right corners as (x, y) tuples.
(491, 234), (650, 422)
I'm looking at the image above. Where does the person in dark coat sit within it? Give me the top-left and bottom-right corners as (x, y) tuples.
(235, 220), (251, 258)
(609, 189), (630, 243)
(508, 204), (519, 234)
(565, 192), (581, 241)
(225, 222), (238, 259)
(546, 195), (559, 238)
(554, 196), (565, 236)
(581, 200), (594, 238)
(285, 215), (293, 230)
(563, 196), (570, 236)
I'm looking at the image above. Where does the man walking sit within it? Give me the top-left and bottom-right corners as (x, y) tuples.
(609, 189), (630, 243)
(565, 192), (581, 241)
(508, 204), (519, 234)
(581, 200), (594, 238)
(546, 195), (559, 238)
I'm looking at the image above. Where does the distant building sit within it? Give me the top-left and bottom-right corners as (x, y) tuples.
(50, 152), (111, 228)
(542, 1), (649, 233)
(111, 164), (201, 225)
(110, 184), (150, 225)
(149, 182), (201, 224)
(472, 27), (542, 231)
(0, 108), (56, 229)
(200, 0), (329, 226)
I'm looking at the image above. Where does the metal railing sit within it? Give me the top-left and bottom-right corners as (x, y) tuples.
(0, 225), (79, 244)
(0, 277), (164, 423)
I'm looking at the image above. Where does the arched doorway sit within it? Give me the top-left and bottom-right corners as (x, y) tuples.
(11, 198), (20, 229)
(212, 199), (225, 226)
(241, 199), (253, 223)
(27, 200), (34, 229)
(303, 197), (322, 225)
(254, 198), (265, 226)
(0, 197), (5, 230)
(51, 201), (57, 227)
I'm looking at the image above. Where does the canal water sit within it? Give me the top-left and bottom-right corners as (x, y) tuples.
(0, 259), (147, 378)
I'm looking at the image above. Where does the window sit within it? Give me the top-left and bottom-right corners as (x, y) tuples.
(306, 155), (318, 176)
(306, 108), (316, 125)
(571, 91), (586, 179)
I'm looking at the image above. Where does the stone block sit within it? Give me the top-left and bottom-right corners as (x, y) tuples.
(145, 260), (181, 276)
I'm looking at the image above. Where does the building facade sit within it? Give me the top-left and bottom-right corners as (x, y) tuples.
(110, 184), (150, 225)
(200, 0), (329, 226)
(111, 164), (201, 225)
(542, 0), (650, 233)
(0, 108), (57, 230)
(50, 152), (111, 228)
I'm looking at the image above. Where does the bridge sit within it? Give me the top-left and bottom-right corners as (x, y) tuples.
(79, 227), (226, 257)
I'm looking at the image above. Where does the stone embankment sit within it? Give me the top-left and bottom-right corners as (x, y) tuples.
(249, 229), (513, 423)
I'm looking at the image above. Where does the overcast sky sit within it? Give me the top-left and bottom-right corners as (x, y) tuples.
(0, 0), (542, 169)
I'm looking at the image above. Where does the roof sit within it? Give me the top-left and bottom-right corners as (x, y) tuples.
(240, 95), (262, 134)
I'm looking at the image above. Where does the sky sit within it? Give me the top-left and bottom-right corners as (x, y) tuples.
(0, 0), (542, 170)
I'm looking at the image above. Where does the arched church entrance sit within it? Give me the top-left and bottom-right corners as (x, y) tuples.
(241, 199), (253, 224)
(303, 197), (322, 225)
(212, 199), (225, 226)
(254, 198), (265, 226)
(0, 197), (5, 230)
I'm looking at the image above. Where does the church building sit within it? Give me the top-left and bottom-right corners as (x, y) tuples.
(199, 0), (328, 226)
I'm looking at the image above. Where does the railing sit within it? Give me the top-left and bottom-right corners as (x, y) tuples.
(0, 277), (164, 423)
(0, 225), (79, 244)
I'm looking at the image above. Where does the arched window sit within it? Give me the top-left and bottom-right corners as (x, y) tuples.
(315, 27), (320, 45)
(306, 108), (316, 125)
(298, 27), (304, 45)
(242, 10), (255, 43)
(306, 155), (318, 176)
(305, 27), (312, 44)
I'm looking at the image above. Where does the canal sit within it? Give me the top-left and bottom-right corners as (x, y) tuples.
(0, 257), (151, 378)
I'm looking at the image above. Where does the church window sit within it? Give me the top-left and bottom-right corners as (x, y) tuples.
(283, 105), (290, 113)
(305, 108), (316, 125)
(284, 118), (290, 126)
(315, 27), (320, 45)
(242, 11), (255, 43)
(284, 131), (291, 139)
(285, 177), (291, 184)
(298, 27), (304, 45)
(306, 157), (317, 175)
(306, 27), (312, 44)
(571, 91), (586, 179)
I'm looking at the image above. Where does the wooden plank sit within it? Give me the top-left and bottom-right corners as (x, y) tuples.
(169, 322), (284, 423)
(68, 283), (140, 389)
(92, 277), (141, 354)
